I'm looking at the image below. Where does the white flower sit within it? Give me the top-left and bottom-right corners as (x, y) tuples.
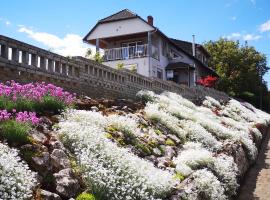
(0, 143), (37, 199)
(58, 110), (176, 200)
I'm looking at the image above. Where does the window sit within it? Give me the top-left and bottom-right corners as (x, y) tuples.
(162, 40), (168, 56)
(157, 68), (163, 79)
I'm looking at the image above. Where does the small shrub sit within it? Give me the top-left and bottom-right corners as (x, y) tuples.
(0, 120), (31, 144)
(174, 172), (185, 181)
(76, 193), (96, 200)
(35, 95), (66, 114)
(165, 138), (175, 146)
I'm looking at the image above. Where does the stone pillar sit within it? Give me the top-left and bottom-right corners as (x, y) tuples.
(68, 65), (73, 76)
(148, 31), (152, 77)
(61, 63), (67, 75)
(22, 51), (29, 65)
(11, 47), (19, 62)
(31, 54), (38, 67)
(55, 61), (60, 73)
(0, 44), (8, 59)
(48, 59), (53, 72)
(96, 38), (100, 53)
(40, 57), (46, 70)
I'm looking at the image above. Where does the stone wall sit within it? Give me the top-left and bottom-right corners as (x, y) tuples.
(0, 35), (229, 101)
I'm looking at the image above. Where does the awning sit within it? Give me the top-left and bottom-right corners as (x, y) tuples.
(165, 62), (195, 70)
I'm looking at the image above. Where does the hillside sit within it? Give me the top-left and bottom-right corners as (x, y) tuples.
(0, 81), (269, 200)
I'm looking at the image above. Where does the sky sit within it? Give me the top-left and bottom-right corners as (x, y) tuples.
(1, 0), (270, 87)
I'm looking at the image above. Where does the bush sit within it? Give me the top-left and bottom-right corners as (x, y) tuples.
(76, 193), (96, 200)
(0, 120), (30, 144)
(34, 95), (66, 114)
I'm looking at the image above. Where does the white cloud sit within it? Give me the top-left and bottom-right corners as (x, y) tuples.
(242, 34), (261, 41)
(230, 16), (237, 21)
(0, 17), (11, 26)
(259, 19), (270, 32)
(250, 0), (256, 5)
(18, 26), (95, 57)
(225, 32), (242, 40)
(225, 32), (261, 41)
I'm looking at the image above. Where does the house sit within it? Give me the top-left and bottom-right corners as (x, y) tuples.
(83, 9), (217, 86)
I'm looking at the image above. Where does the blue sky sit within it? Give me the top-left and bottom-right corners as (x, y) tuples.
(1, 0), (270, 87)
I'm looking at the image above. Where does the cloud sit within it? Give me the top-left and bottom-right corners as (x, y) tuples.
(230, 16), (237, 21)
(225, 32), (261, 41)
(18, 26), (95, 57)
(250, 0), (256, 5)
(242, 34), (261, 41)
(259, 19), (270, 32)
(0, 17), (11, 26)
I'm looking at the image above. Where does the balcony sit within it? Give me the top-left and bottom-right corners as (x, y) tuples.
(103, 44), (159, 61)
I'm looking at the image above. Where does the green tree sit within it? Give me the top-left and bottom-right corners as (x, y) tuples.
(204, 38), (269, 111)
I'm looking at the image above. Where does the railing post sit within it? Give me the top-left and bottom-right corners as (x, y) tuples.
(31, 54), (38, 67)
(22, 51), (29, 65)
(0, 44), (8, 59)
(11, 47), (19, 62)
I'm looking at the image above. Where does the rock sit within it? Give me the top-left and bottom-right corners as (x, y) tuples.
(91, 106), (99, 112)
(50, 115), (61, 124)
(49, 140), (64, 150)
(168, 134), (181, 144)
(164, 146), (176, 159)
(54, 168), (80, 198)
(30, 129), (48, 144)
(40, 189), (62, 200)
(157, 157), (172, 169)
(145, 155), (158, 164)
(50, 149), (71, 171)
(221, 141), (248, 177)
(32, 152), (51, 175)
(153, 148), (162, 156)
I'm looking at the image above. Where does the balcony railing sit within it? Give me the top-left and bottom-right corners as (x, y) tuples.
(103, 44), (159, 61)
(104, 44), (148, 61)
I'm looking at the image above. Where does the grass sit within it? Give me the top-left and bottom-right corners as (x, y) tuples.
(76, 193), (97, 200)
(0, 120), (31, 145)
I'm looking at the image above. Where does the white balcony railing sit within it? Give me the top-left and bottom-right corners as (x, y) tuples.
(104, 44), (151, 61)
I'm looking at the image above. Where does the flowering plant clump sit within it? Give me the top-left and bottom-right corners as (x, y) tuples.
(0, 81), (75, 114)
(0, 142), (37, 199)
(135, 90), (270, 199)
(59, 110), (176, 200)
(196, 75), (218, 87)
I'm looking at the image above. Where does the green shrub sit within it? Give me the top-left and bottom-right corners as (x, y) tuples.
(34, 95), (66, 114)
(174, 172), (185, 181)
(165, 138), (175, 146)
(0, 120), (31, 144)
(76, 193), (96, 200)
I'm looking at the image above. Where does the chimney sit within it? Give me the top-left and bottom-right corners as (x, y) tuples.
(147, 15), (153, 26)
(192, 35), (196, 57)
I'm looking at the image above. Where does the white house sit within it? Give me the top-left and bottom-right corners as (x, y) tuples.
(83, 9), (217, 86)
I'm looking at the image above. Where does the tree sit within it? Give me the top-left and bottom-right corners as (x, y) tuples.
(204, 38), (269, 111)
(85, 48), (92, 58)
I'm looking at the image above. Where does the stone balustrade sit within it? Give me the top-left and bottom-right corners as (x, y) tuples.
(0, 35), (229, 101)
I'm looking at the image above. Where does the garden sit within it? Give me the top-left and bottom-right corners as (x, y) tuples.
(0, 80), (269, 200)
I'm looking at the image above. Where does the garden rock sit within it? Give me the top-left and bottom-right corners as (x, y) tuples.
(40, 189), (62, 200)
(91, 106), (99, 112)
(50, 149), (70, 171)
(32, 152), (51, 174)
(31, 129), (48, 144)
(54, 168), (80, 198)
(164, 146), (176, 158)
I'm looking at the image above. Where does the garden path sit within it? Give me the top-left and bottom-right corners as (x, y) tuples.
(237, 129), (270, 200)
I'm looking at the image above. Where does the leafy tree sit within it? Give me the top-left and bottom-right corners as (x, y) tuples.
(204, 38), (269, 111)
(85, 48), (92, 58)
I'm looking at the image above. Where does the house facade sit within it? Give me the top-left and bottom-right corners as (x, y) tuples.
(83, 9), (217, 86)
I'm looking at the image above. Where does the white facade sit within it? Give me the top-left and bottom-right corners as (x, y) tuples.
(84, 10), (212, 86)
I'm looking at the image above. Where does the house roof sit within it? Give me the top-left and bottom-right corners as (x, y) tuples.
(170, 38), (210, 57)
(99, 9), (137, 23)
(83, 9), (218, 76)
(166, 62), (195, 70)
